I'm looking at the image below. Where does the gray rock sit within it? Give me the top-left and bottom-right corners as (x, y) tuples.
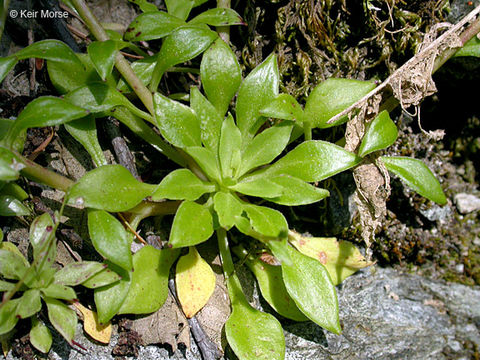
(454, 193), (480, 214)
(5, 267), (479, 360)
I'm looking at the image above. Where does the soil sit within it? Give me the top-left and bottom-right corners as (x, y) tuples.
(1, 0), (480, 358)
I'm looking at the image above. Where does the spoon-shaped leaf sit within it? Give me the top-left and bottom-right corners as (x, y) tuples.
(152, 168), (215, 201)
(176, 247), (215, 318)
(67, 164), (157, 212)
(200, 38), (242, 116)
(0, 298), (20, 335)
(213, 191), (243, 230)
(88, 209), (133, 271)
(64, 115), (108, 167)
(54, 261), (107, 286)
(274, 243), (341, 334)
(304, 78), (376, 128)
(65, 82), (152, 121)
(263, 140), (361, 182)
(150, 25), (217, 91)
(153, 92), (201, 148)
(165, 0), (194, 20)
(358, 110), (398, 157)
(87, 40), (118, 81)
(30, 317), (52, 353)
(190, 86), (223, 152)
(259, 93), (304, 122)
(1, 40), (82, 83)
(218, 114), (242, 179)
(236, 53), (279, 139)
(16, 289), (42, 319)
(0, 195), (30, 216)
(45, 297), (78, 344)
(266, 175), (330, 206)
(380, 156), (447, 205)
(288, 231), (373, 285)
(125, 11), (185, 41)
(225, 272), (285, 360)
(189, 8), (244, 26)
(94, 264), (131, 324)
(3, 97), (88, 147)
(169, 201), (214, 247)
(119, 246), (179, 314)
(233, 247), (308, 322)
(81, 264), (122, 289)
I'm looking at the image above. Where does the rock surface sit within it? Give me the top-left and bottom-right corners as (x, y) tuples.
(454, 193), (480, 214)
(6, 266), (479, 360)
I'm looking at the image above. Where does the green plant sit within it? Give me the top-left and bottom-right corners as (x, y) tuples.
(0, 211), (108, 353)
(1, 0), (478, 359)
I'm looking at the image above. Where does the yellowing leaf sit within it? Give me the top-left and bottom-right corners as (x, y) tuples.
(288, 231), (373, 285)
(176, 247), (215, 318)
(74, 302), (112, 344)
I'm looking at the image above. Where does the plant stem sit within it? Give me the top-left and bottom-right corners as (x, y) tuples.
(19, 155), (74, 192)
(303, 121), (312, 141)
(216, 0), (231, 43)
(69, 0), (154, 115)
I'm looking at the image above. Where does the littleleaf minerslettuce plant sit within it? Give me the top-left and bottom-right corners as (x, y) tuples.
(0, 0), (464, 358)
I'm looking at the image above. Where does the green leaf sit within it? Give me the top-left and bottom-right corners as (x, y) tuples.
(165, 0), (194, 20)
(0, 182), (28, 201)
(185, 146), (221, 182)
(236, 53), (279, 139)
(304, 78), (376, 128)
(0, 118), (26, 153)
(213, 191), (243, 230)
(64, 115), (108, 167)
(88, 209), (133, 271)
(153, 92), (201, 148)
(235, 248), (308, 321)
(0, 298), (20, 335)
(150, 25), (218, 90)
(87, 40), (118, 80)
(128, 0), (158, 12)
(289, 232), (373, 285)
(218, 114), (242, 179)
(124, 11), (185, 41)
(190, 86), (223, 152)
(94, 265), (131, 324)
(47, 53), (101, 94)
(54, 261), (107, 286)
(1, 40), (82, 83)
(0, 249), (29, 280)
(259, 93), (304, 121)
(29, 213), (57, 274)
(119, 246), (179, 314)
(238, 123), (293, 176)
(276, 244), (341, 334)
(41, 284), (77, 301)
(81, 263), (122, 289)
(453, 36), (480, 58)
(189, 8), (244, 26)
(244, 204), (288, 239)
(0, 195), (30, 216)
(358, 110), (398, 157)
(0, 57), (17, 84)
(4, 97), (88, 147)
(169, 201), (213, 247)
(200, 38), (242, 116)
(267, 175), (330, 206)
(64, 83), (151, 121)
(380, 156), (447, 205)
(230, 178), (283, 198)
(117, 56), (156, 91)
(30, 317), (52, 353)
(67, 164), (157, 212)
(16, 289), (42, 319)
(45, 297), (77, 344)
(0, 147), (23, 181)
(264, 140), (361, 182)
(225, 274), (285, 360)
(0, 280), (15, 292)
(152, 168), (215, 201)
